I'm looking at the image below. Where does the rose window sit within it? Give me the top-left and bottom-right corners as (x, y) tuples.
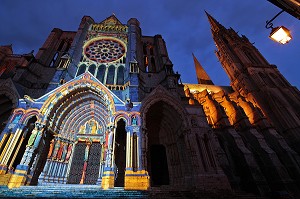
(84, 38), (126, 63)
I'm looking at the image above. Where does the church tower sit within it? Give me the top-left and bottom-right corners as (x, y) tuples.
(192, 53), (213, 85)
(206, 12), (300, 153)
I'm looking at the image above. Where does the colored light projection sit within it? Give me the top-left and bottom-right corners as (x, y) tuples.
(78, 119), (104, 135)
(84, 38), (126, 63)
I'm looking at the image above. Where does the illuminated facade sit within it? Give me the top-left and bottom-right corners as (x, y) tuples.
(0, 14), (300, 196)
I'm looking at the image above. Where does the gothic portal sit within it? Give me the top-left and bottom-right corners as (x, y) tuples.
(0, 13), (300, 196)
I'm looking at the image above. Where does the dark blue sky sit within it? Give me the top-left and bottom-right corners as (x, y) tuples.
(1, 0), (299, 88)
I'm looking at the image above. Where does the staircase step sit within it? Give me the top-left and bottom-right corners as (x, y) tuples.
(0, 185), (268, 199)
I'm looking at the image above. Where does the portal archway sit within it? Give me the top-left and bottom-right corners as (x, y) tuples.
(35, 77), (115, 185)
(142, 97), (191, 187)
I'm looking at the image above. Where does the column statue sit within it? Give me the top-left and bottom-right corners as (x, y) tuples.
(57, 142), (64, 160)
(47, 139), (55, 158)
(65, 144), (73, 162)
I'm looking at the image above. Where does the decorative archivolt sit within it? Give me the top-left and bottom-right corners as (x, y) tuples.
(40, 73), (115, 124)
(140, 86), (190, 130)
(113, 111), (140, 126)
(10, 108), (40, 125)
(58, 101), (110, 140)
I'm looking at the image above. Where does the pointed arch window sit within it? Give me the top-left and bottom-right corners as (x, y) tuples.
(150, 47), (154, 55)
(203, 134), (216, 169)
(88, 64), (96, 76)
(143, 44), (147, 55)
(57, 53), (70, 69)
(65, 41), (72, 52)
(96, 65), (106, 83)
(259, 72), (275, 86)
(196, 134), (207, 171)
(270, 73), (288, 87)
(144, 56), (149, 72)
(77, 64), (87, 76)
(243, 48), (260, 65)
(117, 66), (124, 85)
(151, 57), (156, 72)
(106, 65), (115, 85)
(57, 40), (65, 51)
(50, 52), (59, 67)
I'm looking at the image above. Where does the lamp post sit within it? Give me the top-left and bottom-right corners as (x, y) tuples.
(266, 10), (292, 44)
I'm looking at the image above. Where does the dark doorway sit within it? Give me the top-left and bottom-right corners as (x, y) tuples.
(67, 142), (86, 184)
(145, 101), (184, 187)
(150, 144), (169, 186)
(114, 119), (126, 187)
(85, 142), (101, 184)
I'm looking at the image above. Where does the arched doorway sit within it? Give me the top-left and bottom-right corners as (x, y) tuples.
(145, 101), (189, 187)
(114, 119), (126, 187)
(35, 80), (114, 186)
(150, 144), (169, 186)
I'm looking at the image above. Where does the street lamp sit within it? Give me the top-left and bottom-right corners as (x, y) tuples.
(266, 10), (292, 44)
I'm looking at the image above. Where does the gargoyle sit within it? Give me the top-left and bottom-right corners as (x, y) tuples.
(24, 95), (35, 108)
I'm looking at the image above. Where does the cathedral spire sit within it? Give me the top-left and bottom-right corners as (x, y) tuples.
(205, 11), (226, 33)
(192, 53), (214, 85)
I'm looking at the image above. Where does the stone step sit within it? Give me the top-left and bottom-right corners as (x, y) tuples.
(0, 186), (268, 199)
(0, 187), (148, 198)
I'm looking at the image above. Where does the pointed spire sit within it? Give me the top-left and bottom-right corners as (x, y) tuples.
(205, 11), (226, 32)
(192, 53), (214, 85)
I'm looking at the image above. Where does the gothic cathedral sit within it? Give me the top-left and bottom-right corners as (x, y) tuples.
(0, 13), (300, 196)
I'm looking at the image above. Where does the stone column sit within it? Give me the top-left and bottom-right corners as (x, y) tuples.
(8, 122), (45, 188)
(80, 139), (91, 184)
(125, 126), (132, 169)
(141, 126), (147, 171)
(101, 125), (115, 189)
(124, 124), (150, 191)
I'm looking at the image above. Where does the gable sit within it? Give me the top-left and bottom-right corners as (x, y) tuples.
(99, 14), (123, 26)
(18, 72), (125, 110)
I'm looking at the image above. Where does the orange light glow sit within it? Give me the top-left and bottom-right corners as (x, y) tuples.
(269, 26), (292, 44)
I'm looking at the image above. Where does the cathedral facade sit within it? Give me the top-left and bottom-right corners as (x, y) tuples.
(0, 13), (300, 196)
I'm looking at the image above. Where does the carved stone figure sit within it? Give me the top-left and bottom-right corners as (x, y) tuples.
(47, 139), (55, 158)
(65, 144), (73, 162)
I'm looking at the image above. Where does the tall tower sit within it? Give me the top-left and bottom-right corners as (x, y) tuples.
(206, 12), (300, 152)
(192, 53), (213, 85)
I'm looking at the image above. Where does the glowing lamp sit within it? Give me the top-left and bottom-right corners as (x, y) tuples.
(269, 26), (292, 44)
(265, 10), (292, 44)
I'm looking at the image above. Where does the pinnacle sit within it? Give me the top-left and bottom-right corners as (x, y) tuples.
(205, 11), (226, 32)
(192, 53), (214, 85)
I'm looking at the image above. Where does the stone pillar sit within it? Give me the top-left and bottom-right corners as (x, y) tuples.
(80, 139), (91, 184)
(8, 122), (44, 188)
(103, 65), (108, 85)
(0, 133), (14, 174)
(101, 125), (115, 189)
(64, 142), (75, 183)
(141, 126), (147, 170)
(124, 125), (150, 190)
(0, 124), (26, 186)
(125, 127), (132, 169)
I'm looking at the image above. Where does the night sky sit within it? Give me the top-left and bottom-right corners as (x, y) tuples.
(1, 0), (299, 89)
